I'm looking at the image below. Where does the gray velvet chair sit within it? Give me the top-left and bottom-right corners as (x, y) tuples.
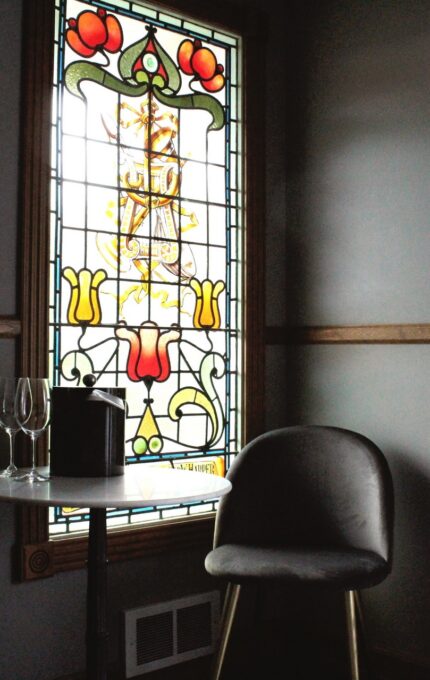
(205, 426), (394, 680)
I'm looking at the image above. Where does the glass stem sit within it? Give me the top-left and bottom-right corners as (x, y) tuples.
(8, 431), (16, 466)
(31, 435), (37, 471)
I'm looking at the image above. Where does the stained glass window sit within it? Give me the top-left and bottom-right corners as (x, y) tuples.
(48, 0), (242, 535)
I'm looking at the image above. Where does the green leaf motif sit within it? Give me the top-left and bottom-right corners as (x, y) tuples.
(65, 62), (149, 99)
(151, 37), (181, 95)
(118, 36), (149, 81)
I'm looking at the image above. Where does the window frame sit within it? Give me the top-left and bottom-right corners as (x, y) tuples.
(17, 0), (266, 580)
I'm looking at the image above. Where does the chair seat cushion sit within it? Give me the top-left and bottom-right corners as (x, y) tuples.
(205, 544), (389, 590)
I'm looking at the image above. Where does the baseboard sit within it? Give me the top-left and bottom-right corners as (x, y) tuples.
(54, 655), (211, 680)
(372, 647), (430, 680)
(53, 665), (119, 680)
(54, 647), (430, 680)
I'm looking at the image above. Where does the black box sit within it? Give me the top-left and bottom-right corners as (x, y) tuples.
(50, 386), (126, 477)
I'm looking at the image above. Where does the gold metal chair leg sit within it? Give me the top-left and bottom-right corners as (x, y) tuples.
(212, 583), (241, 680)
(345, 590), (360, 680)
(354, 590), (374, 678)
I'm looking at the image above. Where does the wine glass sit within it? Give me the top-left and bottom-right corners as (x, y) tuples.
(15, 378), (51, 483)
(0, 378), (21, 478)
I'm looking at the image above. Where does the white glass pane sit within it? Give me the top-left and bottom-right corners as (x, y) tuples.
(208, 205), (227, 246)
(208, 127), (225, 165)
(208, 165), (226, 204)
(214, 32), (238, 47)
(160, 12), (181, 26)
(179, 110), (208, 162)
(62, 136), (86, 181)
(180, 201), (207, 244)
(87, 186), (119, 232)
(61, 228), (85, 270)
(62, 89), (85, 136)
(162, 507), (187, 519)
(181, 161), (207, 201)
(62, 182), (85, 228)
(183, 21), (211, 37)
(87, 141), (119, 187)
(132, 4), (157, 18)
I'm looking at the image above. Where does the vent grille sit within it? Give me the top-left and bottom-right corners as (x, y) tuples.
(136, 612), (174, 665)
(124, 591), (220, 677)
(177, 602), (212, 653)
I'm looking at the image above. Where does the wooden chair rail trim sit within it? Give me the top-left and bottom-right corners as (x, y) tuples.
(266, 323), (430, 345)
(0, 317), (21, 338)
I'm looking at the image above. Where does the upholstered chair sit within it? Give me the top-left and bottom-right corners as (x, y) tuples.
(205, 426), (394, 679)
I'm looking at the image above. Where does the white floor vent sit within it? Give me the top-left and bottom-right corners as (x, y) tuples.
(123, 591), (220, 677)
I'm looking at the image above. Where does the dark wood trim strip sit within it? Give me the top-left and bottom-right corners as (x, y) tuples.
(243, 10), (267, 443)
(266, 324), (430, 345)
(18, 0), (53, 380)
(16, 0), (55, 568)
(52, 515), (215, 573)
(0, 317), (21, 338)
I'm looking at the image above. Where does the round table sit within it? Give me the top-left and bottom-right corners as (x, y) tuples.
(0, 466), (232, 680)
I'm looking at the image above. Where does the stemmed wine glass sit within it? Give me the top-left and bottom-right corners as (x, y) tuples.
(15, 378), (51, 483)
(0, 378), (21, 478)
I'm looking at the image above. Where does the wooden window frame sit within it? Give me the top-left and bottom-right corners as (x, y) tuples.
(16, 0), (267, 580)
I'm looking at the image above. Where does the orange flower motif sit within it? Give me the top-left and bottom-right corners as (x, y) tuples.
(66, 8), (123, 58)
(177, 39), (225, 93)
(190, 279), (225, 330)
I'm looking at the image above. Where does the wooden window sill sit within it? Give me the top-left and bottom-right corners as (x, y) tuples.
(20, 513), (215, 580)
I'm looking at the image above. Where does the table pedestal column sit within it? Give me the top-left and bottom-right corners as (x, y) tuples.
(86, 508), (108, 680)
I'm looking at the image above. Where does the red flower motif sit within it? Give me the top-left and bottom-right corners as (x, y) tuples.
(132, 37), (168, 83)
(116, 321), (181, 384)
(177, 39), (225, 93)
(66, 8), (123, 58)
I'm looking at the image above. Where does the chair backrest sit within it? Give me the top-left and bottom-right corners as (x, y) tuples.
(214, 426), (394, 563)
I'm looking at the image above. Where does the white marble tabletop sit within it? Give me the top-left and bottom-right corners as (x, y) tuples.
(0, 465), (232, 508)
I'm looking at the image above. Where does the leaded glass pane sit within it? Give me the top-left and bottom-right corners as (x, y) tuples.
(49, 0), (242, 536)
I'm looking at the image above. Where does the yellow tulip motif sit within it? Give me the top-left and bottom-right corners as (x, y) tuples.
(62, 267), (107, 325)
(190, 278), (225, 330)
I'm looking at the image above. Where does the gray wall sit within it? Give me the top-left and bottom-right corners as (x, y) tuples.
(265, 0), (430, 669)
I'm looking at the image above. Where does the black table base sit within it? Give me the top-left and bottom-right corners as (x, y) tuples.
(86, 508), (109, 680)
